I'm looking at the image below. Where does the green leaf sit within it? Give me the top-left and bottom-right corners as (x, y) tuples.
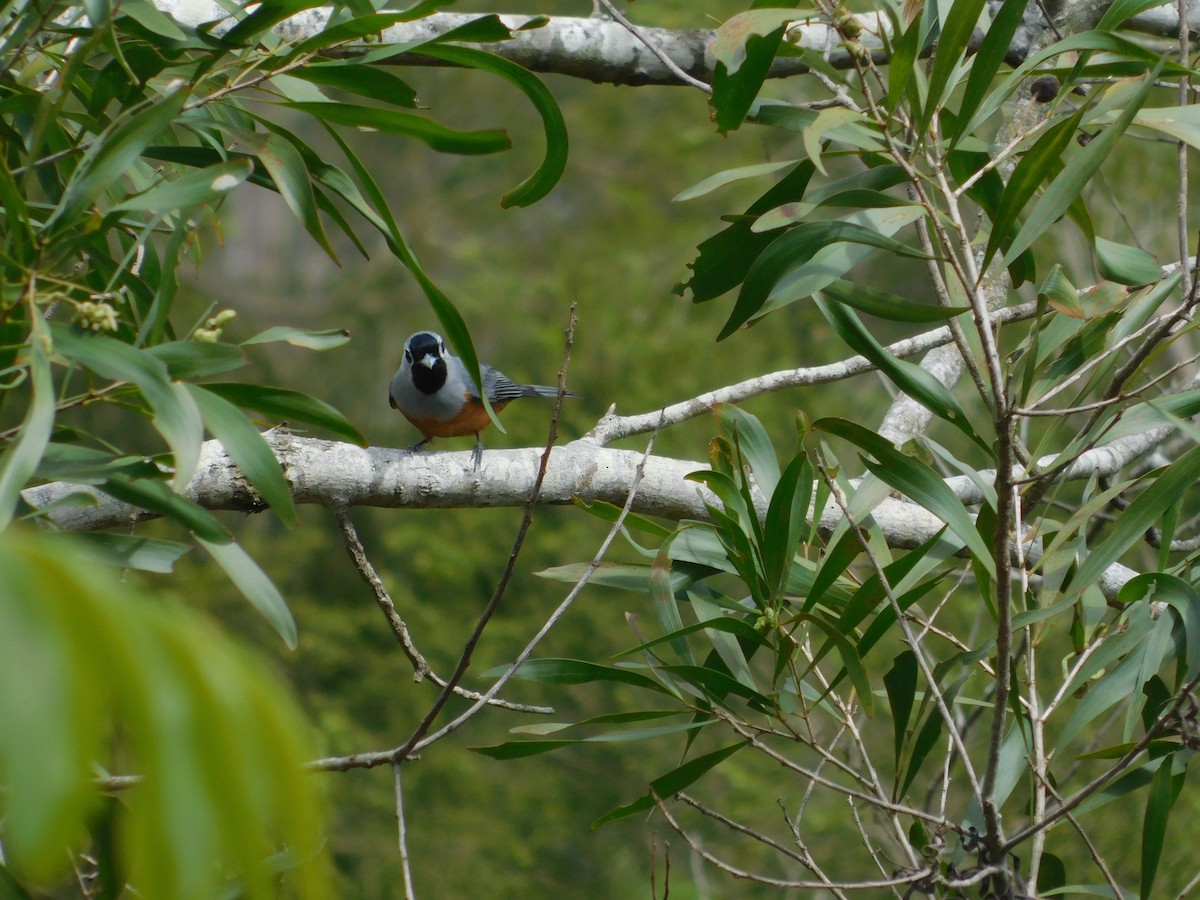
(199, 382), (365, 446)
(185, 384), (297, 527)
(109, 158), (253, 213)
(1095, 236), (1160, 286)
(0, 337), (53, 529)
(44, 532), (191, 573)
(101, 474), (230, 543)
(678, 162), (817, 303)
(220, 0), (327, 44)
(504, 659), (675, 695)
(146, 340), (246, 379)
(49, 84), (189, 229)
(920, 0), (987, 134)
(252, 131), (335, 261)
(720, 218), (933, 340)
(592, 743), (744, 827)
(884, 650), (917, 767)
(1001, 58), (1166, 270)
(289, 61), (418, 108)
(982, 107), (1087, 272)
(197, 538), (297, 649)
(282, 102), (511, 155)
(821, 279), (969, 322)
(1097, 0), (1176, 30)
(241, 326), (351, 351)
(415, 44), (568, 208)
(673, 159), (800, 202)
(1071, 445), (1200, 592)
(952, 0), (1032, 144)
(710, 11), (795, 134)
(1140, 756), (1177, 899)
(1119, 574), (1200, 681)
(51, 325), (204, 491)
(815, 300), (989, 454)
(762, 449), (811, 600)
(816, 418), (996, 577)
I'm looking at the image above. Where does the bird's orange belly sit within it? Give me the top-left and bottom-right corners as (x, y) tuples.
(403, 397), (510, 439)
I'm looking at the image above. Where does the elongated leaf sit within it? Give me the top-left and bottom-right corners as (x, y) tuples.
(720, 220), (933, 339)
(0, 337), (53, 529)
(815, 299), (988, 453)
(592, 742), (744, 827)
(289, 62), (418, 108)
(674, 159), (800, 202)
(51, 326), (203, 491)
(1140, 755), (1177, 899)
(199, 382), (365, 446)
(45, 532), (191, 573)
(1001, 59), (1165, 270)
(763, 450), (811, 600)
(1098, 0), (1176, 30)
(1095, 236), (1160, 285)
(219, 0), (326, 45)
(101, 474), (230, 543)
(711, 11), (795, 134)
(821, 279), (969, 322)
(241, 326), (351, 351)
(185, 384), (297, 527)
(1071, 444), (1200, 592)
(1119, 574), (1200, 681)
(920, 0), (987, 134)
(49, 85), (188, 229)
(884, 650), (917, 767)
(505, 658), (674, 695)
(198, 538), (297, 649)
(982, 107), (1086, 272)
(416, 44), (567, 208)
(253, 131), (335, 260)
(146, 341), (245, 379)
(952, 0), (1032, 143)
(283, 102), (510, 155)
(109, 158), (252, 213)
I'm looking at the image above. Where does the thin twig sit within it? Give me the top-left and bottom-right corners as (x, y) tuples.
(394, 764), (416, 900)
(334, 508), (553, 714)
(594, 0), (712, 92)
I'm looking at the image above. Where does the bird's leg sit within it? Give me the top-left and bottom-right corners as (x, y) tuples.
(406, 438), (430, 454)
(471, 434), (484, 471)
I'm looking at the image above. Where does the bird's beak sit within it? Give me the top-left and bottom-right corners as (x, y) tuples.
(418, 353), (438, 369)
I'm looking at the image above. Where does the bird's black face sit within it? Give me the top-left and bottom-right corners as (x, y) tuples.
(404, 331), (448, 396)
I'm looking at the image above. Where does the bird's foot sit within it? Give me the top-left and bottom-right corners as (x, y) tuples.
(406, 439), (430, 455)
(471, 437), (484, 471)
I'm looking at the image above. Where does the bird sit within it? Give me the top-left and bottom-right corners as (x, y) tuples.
(389, 330), (577, 469)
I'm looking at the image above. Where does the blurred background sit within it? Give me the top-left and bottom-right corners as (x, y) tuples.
(131, 0), (1196, 896)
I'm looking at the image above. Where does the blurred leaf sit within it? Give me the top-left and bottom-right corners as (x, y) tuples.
(186, 384), (297, 527)
(0, 338), (53, 529)
(220, 0), (327, 45)
(592, 742), (744, 827)
(43, 532), (191, 573)
(1095, 236), (1160, 285)
(416, 44), (568, 208)
(146, 340), (246, 379)
(715, 405), (780, 495)
(1038, 264), (1082, 317)
(242, 326), (351, 351)
(199, 382), (365, 446)
(198, 538), (297, 649)
(109, 158), (252, 213)
(710, 10), (796, 134)
(0, 531), (328, 895)
(720, 218), (933, 339)
(1119, 574), (1200, 681)
(252, 131), (336, 261)
(1098, 0), (1178, 29)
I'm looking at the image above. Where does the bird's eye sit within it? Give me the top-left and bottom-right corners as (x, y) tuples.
(404, 349), (412, 363)
(439, 341), (446, 355)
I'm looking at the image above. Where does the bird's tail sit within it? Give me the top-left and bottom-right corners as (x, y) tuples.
(521, 385), (581, 399)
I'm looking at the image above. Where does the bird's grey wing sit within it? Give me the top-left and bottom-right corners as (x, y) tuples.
(482, 365), (536, 403)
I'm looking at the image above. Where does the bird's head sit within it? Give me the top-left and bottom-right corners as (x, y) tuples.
(404, 331), (447, 370)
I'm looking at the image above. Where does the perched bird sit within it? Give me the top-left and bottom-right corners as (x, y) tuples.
(389, 330), (577, 469)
